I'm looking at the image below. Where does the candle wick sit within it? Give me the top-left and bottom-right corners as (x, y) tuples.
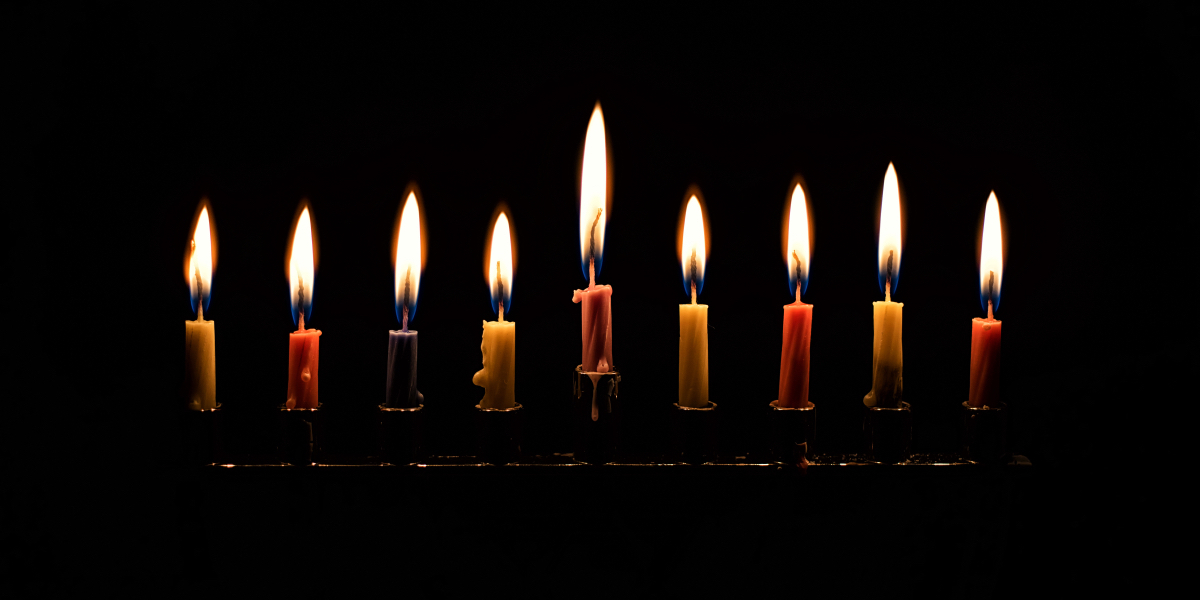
(987, 270), (995, 320)
(792, 249), (803, 303)
(496, 260), (505, 322)
(688, 247), (699, 304)
(589, 208), (603, 288)
(298, 311), (305, 332)
(402, 266), (412, 331)
(885, 250), (894, 302)
(193, 261), (205, 322)
(297, 277), (307, 331)
(691, 281), (697, 305)
(402, 305), (409, 333)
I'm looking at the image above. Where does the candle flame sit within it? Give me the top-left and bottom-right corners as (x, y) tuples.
(877, 162), (903, 294)
(394, 190), (423, 324)
(679, 193), (708, 297)
(486, 210), (515, 315)
(288, 204), (317, 325)
(786, 181), (811, 296)
(186, 202), (216, 315)
(580, 102), (608, 279)
(979, 191), (1004, 313)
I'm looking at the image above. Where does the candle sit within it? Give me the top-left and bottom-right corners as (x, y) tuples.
(473, 210), (516, 409)
(778, 182), (813, 408)
(184, 202), (216, 410)
(969, 191), (1004, 407)
(386, 190), (425, 408)
(571, 102), (613, 374)
(864, 163), (904, 408)
(286, 205), (321, 409)
(678, 194), (709, 408)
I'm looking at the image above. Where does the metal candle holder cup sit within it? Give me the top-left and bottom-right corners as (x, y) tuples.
(278, 404), (322, 466)
(670, 402), (718, 464)
(474, 403), (523, 465)
(379, 404), (424, 465)
(572, 366), (621, 464)
(961, 401), (1008, 464)
(182, 405), (223, 465)
(769, 400), (815, 465)
(863, 401), (911, 464)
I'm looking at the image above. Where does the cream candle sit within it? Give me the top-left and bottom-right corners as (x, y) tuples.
(778, 183), (813, 409)
(864, 163), (904, 408)
(473, 210), (516, 409)
(184, 202), (216, 411)
(678, 194), (709, 408)
(969, 191), (1004, 408)
(572, 102), (613, 374)
(386, 190), (425, 409)
(286, 205), (321, 409)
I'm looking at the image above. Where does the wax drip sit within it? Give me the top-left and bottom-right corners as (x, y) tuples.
(792, 249), (803, 303)
(496, 260), (505, 322)
(689, 248), (698, 304)
(987, 270), (995, 320)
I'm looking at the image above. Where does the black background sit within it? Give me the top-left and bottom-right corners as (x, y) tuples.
(9, 3), (1193, 596)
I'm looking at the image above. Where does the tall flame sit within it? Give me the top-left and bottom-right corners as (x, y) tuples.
(580, 102), (608, 279)
(980, 191), (1004, 312)
(288, 206), (316, 325)
(487, 211), (514, 315)
(878, 162), (903, 294)
(786, 182), (811, 295)
(187, 204), (215, 314)
(395, 191), (423, 323)
(679, 194), (707, 297)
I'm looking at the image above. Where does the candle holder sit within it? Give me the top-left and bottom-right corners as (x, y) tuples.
(278, 404), (323, 466)
(670, 402), (718, 464)
(379, 404), (424, 465)
(572, 367), (621, 465)
(182, 405), (223, 465)
(768, 400), (814, 466)
(961, 401), (1008, 465)
(863, 402), (911, 464)
(474, 403), (523, 465)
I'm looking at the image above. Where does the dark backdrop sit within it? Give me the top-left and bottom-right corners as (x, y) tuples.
(9, 3), (1193, 596)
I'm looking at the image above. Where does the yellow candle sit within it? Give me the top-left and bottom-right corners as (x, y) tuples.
(474, 210), (517, 408)
(864, 163), (904, 408)
(677, 194), (709, 408)
(474, 320), (515, 409)
(184, 204), (216, 410)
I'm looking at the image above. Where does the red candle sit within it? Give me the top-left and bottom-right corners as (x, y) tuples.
(286, 205), (321, 409)
(572, 102), (613, 373)
(968, 192), (1003, 408)
(778, 182), (813, 408)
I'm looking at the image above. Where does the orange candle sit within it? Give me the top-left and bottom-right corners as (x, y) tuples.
(969, 192), (1004, 408)
(286, 205), (321, 409)
(778, 182), (813, 408)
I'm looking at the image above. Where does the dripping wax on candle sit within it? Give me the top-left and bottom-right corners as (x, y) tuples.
(475, 209), (517, 409)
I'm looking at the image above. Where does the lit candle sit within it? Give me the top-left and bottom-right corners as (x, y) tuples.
(678, 194), (709, 408)
(184, 202), (216, 410)
(571, 102), (613, 374)
(778, 182), (813, 408)
(473, 210), (516, 409)
(864, 163), (904, 408)
(386, 190), (425, 409)
(969, 192), (1004, 407)
(286, 205), (321, 409)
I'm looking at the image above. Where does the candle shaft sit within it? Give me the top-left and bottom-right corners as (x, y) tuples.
(184, 319), (216, 410)
(474, 320), (516, 409)
(385, 330), (423, 408)
(864, 300), (903, 408)
(575, 284), (613, 372)
(778, 299), (812, 408)
(968, 317), (1002, 407)
(287, 328), (321, 409)
(678, 303), (709, 407)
